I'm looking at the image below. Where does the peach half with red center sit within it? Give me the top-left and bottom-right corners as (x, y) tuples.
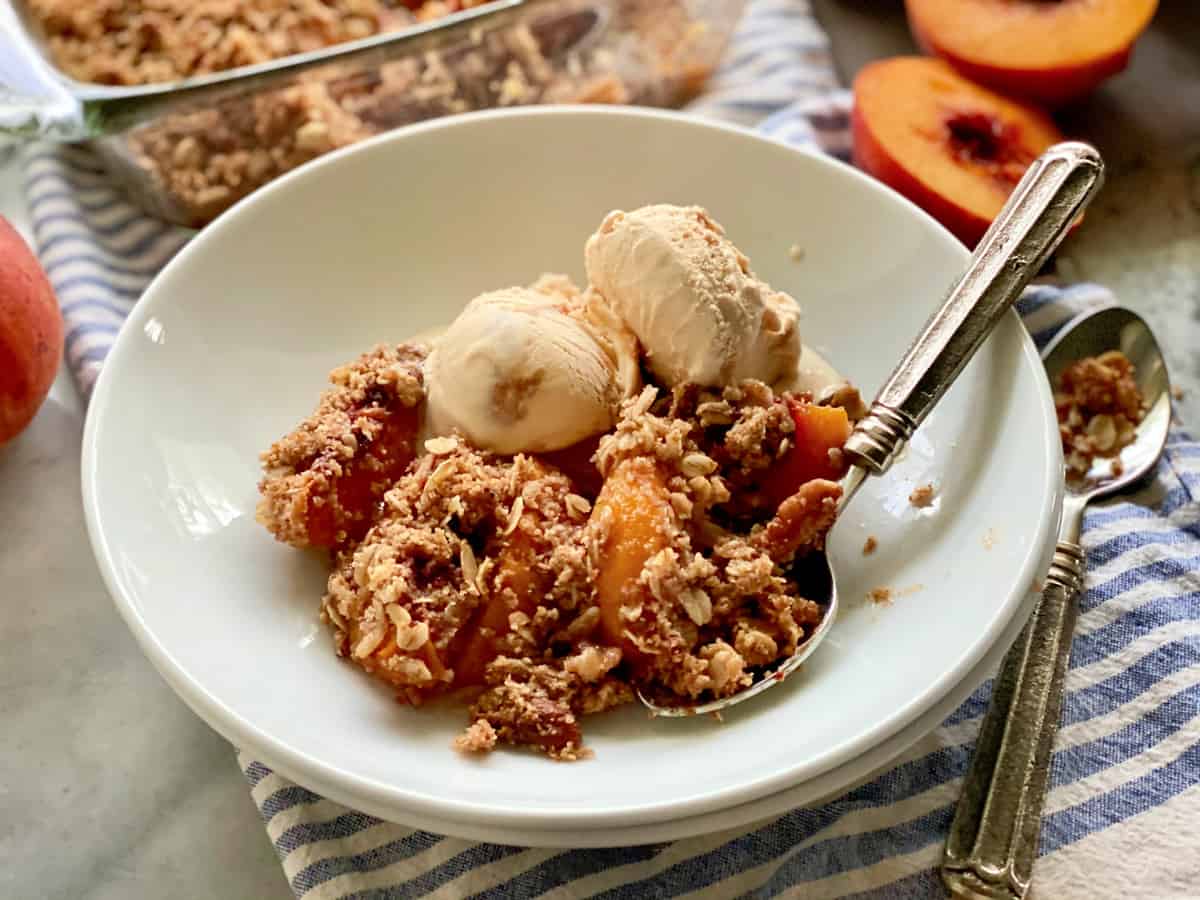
(852, 57), (1066, 248)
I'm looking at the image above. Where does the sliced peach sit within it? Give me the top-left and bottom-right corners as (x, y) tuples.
(852, 57), (1066, 248)
(452, 515), (545, 688)
(906, 0), (1158, 107)
(763, 400), (851, 510)
(590, 457), (676, 663)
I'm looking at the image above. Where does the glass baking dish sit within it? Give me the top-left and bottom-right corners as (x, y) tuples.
(3, 0), (747, 227)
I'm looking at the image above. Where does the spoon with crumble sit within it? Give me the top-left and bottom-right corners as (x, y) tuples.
(941, 305), (1171, 900)
(642, 140), (1105, 717)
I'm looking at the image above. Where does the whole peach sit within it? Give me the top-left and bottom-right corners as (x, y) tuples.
(0, 217), (62, 444)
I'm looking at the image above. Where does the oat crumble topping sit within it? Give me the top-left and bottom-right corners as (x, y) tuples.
(581, 382), (839, 704)
(1054, 350), (1146, 481)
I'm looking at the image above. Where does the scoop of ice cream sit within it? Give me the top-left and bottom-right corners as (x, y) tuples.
(584, 204), (802, 389)
(425, 283), (635, 455)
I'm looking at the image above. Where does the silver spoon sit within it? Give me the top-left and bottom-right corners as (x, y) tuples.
(643, 141), (1105, 717)
(942, 306), (1172, 900)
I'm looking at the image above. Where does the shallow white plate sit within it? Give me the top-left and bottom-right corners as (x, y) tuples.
(83, 107), (1061, 835)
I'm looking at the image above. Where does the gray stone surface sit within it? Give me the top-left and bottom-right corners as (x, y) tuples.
(0, 179), (292, 899)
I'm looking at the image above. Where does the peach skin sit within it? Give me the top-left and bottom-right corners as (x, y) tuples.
(0, 217), (62, 445)
(906, 0), (1158, 107)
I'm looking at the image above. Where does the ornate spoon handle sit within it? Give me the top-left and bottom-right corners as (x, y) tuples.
(942, 501), (1087, 899)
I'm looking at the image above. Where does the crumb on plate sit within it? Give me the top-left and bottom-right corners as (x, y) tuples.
(909, 483), (936, 508)
(1055, 350), (1145, 481)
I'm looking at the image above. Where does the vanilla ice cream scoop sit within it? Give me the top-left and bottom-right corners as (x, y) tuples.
(584, 204), (802, 389)
(425, 283), (634, 454)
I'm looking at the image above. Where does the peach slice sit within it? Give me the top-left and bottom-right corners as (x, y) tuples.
(452, 513), (545, 688)
(763, 399), (851, 510)
(257, 345), (425, 550)
(590, 457), (677, 664)
(853, 57), (1065, 248)
(906, 0), (1158, 107)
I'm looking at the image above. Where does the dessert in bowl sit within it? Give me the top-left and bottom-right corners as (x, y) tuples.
(256, 204), (865, 759)
(82, 108), (1061, 835)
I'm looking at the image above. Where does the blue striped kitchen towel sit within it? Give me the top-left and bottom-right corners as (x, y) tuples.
(21, 0), (1200, 897)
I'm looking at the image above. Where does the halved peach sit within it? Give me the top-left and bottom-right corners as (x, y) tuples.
(589, 457), (676, 663)
(906, 0), (1158, 107)
(763, 399), (851, 510)
(853, 57), (1065, 248)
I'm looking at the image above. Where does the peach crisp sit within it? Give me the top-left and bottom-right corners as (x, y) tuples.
(256, 205), (863, 759)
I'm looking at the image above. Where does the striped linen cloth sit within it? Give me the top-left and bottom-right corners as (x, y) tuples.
(20, 1), (1200, 897)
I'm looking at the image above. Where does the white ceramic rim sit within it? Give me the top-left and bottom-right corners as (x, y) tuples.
(81, 106), (1063, 831)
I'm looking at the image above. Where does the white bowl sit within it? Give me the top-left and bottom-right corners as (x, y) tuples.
(82, 107), (1061, 840)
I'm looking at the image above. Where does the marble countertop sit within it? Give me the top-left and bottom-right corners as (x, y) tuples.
(2, 5), (1197, 899)
(0, 174), (292, 898)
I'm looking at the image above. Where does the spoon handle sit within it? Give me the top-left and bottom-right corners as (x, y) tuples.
(941, 501), (1087, 899)
(844, 142), (1104, 476)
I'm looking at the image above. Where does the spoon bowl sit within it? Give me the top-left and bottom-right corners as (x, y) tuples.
(1042, 306), (1172, 505)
